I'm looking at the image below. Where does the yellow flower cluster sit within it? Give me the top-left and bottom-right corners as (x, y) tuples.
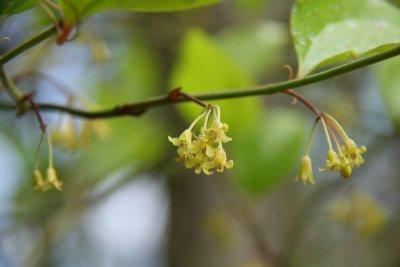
(297, 113), (366, 184)
(319, 115), (366, 178)
(169, 105), (233, 175)
(329, 192), (387, 237)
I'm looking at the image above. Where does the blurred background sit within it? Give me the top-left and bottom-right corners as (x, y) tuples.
(0, 0), (400, 266)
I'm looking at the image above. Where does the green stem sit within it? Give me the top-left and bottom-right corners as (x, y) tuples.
(323, 113), (350, 141)
(321, 116), (333, 150)
(203, 108), (212, 128)
(0, 26), (57, 66)
(0, 66), (24, 101)
(0, 44), (399, 119)
(47, 131), (54, 167)
(188, 111), (206, 131)
(305, 117), (320, 155)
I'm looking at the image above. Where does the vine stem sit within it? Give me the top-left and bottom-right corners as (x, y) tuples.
(0, 25), (399, 119)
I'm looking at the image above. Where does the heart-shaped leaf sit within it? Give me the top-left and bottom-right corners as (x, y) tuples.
(291, 0), (400, 77)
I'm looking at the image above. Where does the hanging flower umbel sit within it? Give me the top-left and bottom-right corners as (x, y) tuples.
(296, 113), (366, 185)
(169, 105), (233, 175)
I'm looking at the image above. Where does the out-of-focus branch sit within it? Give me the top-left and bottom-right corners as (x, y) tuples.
(0, 26), (57, 65)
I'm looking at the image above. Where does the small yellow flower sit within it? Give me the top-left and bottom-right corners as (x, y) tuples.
(208, 147), (234, 172)
(296, 155), (315, 185)
(189, 135), (210, 154)
(200, 121), (232, 143)
(168, 129), (192, 146)
(33, 169), (52, 191)
(46, 167), (63, 191)
(195, 161), (214, 175)
(169, 129), (193, 161)
(320, 149), (341, 171)
(341, 138), (366, 167)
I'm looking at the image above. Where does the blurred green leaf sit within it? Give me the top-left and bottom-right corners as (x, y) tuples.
(170, 28), (262, 131)
(233, 0), (269, 13)
(376, 57), (400, 129)
(79, 37), (166, 178)
(0, 0), (35, 19)
(216, 21), (288, 79)
(291, 0), (400, 77)
(232, 108), (307, 196)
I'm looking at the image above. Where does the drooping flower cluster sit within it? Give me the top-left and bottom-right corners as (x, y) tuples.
(34, 131), (63, 192)
(319, 114), (366, 178)
(169, 105), (233, 175)
(296, 113), (366, 185)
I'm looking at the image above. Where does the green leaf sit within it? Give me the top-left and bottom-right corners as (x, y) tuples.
(232, 109), (307, 196)
(291, 0), (400, 77)
(75, 0), (220, 15)
(0, 0), (35, 19)
(376, 57), (400, 129)
(1, 0), (220, 20)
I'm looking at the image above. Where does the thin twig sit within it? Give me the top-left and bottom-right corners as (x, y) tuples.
(179, 91), (208, 108)
(283, 89), (321, 116)
(24, 93), (47, 131)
